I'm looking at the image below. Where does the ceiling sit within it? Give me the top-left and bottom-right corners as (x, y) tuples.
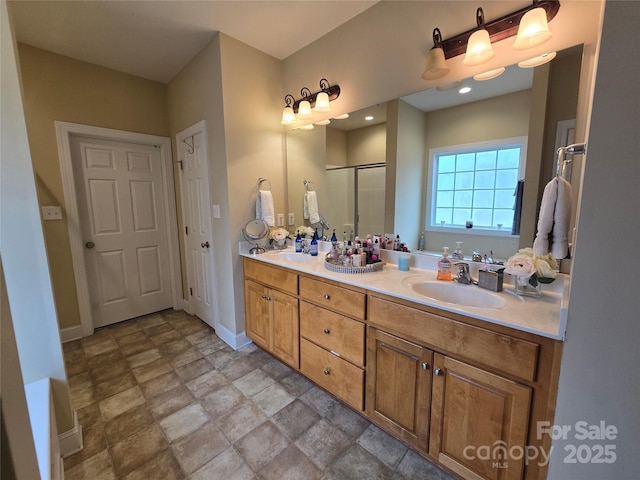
(9, 0), (378, 83)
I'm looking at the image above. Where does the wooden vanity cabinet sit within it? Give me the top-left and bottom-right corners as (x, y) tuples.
(298, 275), (366, 410)
(366, 327), (433, 452)
(430, 354), (531, 480)
(243, 259), (299, 369)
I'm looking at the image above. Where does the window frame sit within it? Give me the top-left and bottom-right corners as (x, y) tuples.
(425, 136), (527, 237)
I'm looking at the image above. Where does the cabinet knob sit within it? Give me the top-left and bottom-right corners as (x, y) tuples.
(323, 328), (330, 334)
(323, 369), (330, 375)
(421, 362), (430, 370)
(323, 294), (330, 300)
(434, 368), (444, 376)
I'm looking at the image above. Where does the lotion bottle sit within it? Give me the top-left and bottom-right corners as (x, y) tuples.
(437, 247), (452, 281)
(310, 229), (318, 256)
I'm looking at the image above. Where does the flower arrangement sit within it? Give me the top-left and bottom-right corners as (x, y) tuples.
(269, 227), (291, 247)
(504, 247), (557, 287)
(294, 225), (314, 238)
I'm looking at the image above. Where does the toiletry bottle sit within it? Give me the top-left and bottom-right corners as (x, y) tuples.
(331, 229), (337, 242)
(295, 232), (302, 252)
(452, 241), (463, 260)
(310, 229), (318, 256)
(437, 247), (452, 281)
(418, 232), (425, 251)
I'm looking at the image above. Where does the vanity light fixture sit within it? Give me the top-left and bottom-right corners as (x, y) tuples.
(463, 8), (495, 66)
(518, 51), (557, 68)
(513, 5), (552, 50)
(280, 78), (341, 125)
(421, 1), (560, 80)
(422, 28), (450, 80)
(473, 67), (506, 81)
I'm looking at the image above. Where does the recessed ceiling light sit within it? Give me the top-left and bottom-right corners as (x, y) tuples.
(365, 116), (374, 121)
(459, 86), (472, 94)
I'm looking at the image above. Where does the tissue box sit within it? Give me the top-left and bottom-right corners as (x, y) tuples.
(478, 270), (503, 292)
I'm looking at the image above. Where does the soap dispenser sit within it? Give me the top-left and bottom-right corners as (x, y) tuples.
(452, 241), (463, 260)
(295, 232), (302, 253)
(310, 229), (319, 256)
(437, 247), (452, 281)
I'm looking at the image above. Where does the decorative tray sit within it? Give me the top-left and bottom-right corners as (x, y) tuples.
(324, 258), (384, 274)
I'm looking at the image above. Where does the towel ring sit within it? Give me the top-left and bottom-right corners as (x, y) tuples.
(304, 180), (316, 192)
(256, 177), (272, 191)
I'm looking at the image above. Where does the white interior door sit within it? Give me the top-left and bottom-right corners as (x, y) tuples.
(177, 123), (216, 329)
(71, 135), (173, 327)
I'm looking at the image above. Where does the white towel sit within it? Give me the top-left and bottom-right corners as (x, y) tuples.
(304, 191), (320, 224)
(551, 177), (572, 259)
(256, 190), (275, 227)
(533, 177), (573, 259)
(533, 178), (558, 256)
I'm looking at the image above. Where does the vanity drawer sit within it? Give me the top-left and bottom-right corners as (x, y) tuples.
(300, 338), (364, 411)
(300, 301), (365, 367)
(299, 276), (366, 320)
(243, 258), (298, 295)
(368, 296), (540, 382)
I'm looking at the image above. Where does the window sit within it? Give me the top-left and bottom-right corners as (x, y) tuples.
(427, 137), (527, 234)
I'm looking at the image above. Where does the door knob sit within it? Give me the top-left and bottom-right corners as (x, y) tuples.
(434, 368), (444, 376)
(201, 241), (210, 248)
(85, 241), (95, 249)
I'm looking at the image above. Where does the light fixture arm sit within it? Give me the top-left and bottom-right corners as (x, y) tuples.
(439, 0), (559, 59)
(432, 27), (443, 48)
(290, 80), (340, 113)
(283, 94), (295, 108)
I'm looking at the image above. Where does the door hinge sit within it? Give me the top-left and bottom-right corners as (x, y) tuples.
(185, 226), (188, 235)
(190, 287), (193, 296)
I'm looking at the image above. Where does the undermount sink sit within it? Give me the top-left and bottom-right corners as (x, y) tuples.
(267, 251), (315, 262)
(401, 277), (506, 309)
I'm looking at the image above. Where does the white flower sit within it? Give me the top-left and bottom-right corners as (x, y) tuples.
(295, 226), (314, 238)
(504, 254), (537, 278)
(270, 228), (289, 241)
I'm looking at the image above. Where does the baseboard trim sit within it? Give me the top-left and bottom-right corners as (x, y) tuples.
(60, 325), (83, 343)
(215, 324), (252, 351)
(58, 410), (83, 458)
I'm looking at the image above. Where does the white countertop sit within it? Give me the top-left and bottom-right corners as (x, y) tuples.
(240, 243), (568, 340)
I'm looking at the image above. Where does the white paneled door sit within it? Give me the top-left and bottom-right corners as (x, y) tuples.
(71, 136), (173, 327)
(177, 122), (216, 329)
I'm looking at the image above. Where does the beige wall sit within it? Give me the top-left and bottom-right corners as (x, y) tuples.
(347, 123), (386, 166)
(17, 44), (170, 330)
(168, 33), (284, 340)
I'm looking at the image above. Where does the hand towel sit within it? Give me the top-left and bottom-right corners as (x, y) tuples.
(533, 178), (558, 256)
(304, 191), (320, 224)
(551, 177), (572, 259)
(256, 189), (275, 227)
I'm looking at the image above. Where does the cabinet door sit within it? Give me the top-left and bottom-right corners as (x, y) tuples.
(430, 354), (531, 480)
(271, 289), (299, 369)
(244, 280), (270, 350)
(366, 327), (433, 452)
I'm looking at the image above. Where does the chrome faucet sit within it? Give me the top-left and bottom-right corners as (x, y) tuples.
(454, 262), (475, 285)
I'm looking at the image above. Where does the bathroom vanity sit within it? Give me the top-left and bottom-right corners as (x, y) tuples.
(241, 248), (566, 480)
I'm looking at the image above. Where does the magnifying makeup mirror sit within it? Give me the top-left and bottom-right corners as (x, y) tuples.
(243, 219), (269, 254)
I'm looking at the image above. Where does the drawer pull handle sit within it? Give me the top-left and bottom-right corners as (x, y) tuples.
(323, 294), (330, 300)
(422, 362), (430, 370)
(434, 368), (444, 376)
(323, 369), (330, 375)
(323, 328), (330, 334)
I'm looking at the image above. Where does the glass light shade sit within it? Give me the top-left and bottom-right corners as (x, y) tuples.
(297, 100), (313, 119)
(280, 106), (296, 125)
(421, 47), (450, 80)
(513, 7), (552, 50)
(314, 92), (331, 112)
(518, 51), (556, 68)
(473, 67), (505, 81)
(299, 123), (314, 130)
(463, 29), (494, 66)
(333, 113), (349, 120)
(315, 119), (331, 126)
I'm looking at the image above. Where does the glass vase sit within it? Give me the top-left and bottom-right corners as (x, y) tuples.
(515, 275), (542, 297)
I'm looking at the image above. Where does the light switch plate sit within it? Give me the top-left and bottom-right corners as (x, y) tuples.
(277, 213), (285, 227)
(288, 213), (295, 226)
(212, 204), (221, 219)
(42, 206), (63, 220)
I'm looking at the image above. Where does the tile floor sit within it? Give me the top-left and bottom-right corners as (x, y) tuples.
(63, 309), (456, 479)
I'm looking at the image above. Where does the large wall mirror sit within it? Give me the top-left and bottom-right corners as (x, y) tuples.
(286, 45), (583, 261)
